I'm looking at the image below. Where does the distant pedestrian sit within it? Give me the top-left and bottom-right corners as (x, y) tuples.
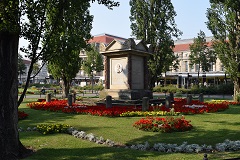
(54, 89), (57, 97)
(41, 86), (45, 95)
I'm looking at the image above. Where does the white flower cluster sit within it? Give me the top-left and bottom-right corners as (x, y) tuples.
(70, 128), (115, 147)
(126, 141), (213, 153)
(129, 141), (150, 151)
(18, 127), (37, 132)
(128, 140), (240, 153)
(183, 105), (206, 109)
(215, 139), (240, 152)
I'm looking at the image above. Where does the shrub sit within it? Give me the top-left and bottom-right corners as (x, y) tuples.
(37, 124), (70, 135)
(153, 83), (234, 95)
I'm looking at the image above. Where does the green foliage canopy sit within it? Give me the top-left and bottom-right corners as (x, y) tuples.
(18, 54), (26, 76)
(129, 0), (182, 88)
(45, 0), (92, 97)
(206, 0), (240, 100)
(189, 30), (217, 72)
(82, 44), (104, 76)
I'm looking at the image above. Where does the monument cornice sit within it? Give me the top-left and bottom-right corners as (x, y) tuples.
(100, 49), (152, 57)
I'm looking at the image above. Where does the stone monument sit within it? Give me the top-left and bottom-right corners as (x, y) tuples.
(100, 38), (153, 100)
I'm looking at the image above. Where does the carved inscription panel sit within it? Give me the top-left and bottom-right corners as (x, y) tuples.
(110, 57), (128, 89)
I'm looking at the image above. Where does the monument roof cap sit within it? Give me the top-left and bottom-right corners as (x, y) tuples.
(100, 38), (152, 56)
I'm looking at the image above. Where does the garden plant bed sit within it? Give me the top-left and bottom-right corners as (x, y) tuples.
(19, 97), (240, 160)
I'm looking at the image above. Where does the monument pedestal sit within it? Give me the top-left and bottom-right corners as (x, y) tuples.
(101, 38), (153, 100)
(105, 89), (153, 100)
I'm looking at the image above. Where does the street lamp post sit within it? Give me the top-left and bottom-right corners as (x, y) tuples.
(91, 71), (94, 93)
(91, 64), (94, 94)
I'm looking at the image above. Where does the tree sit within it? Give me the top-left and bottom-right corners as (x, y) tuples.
(82, 44), (104, 92)
(44, 0), (93, 98)
(129, 0), (182, 88)
(0, 1), (33, 159)
(18, 0), (119, 105)
(18, 0), (51, 105)
(189, 30), (217, 86)
(48, 53), (82, 98)
(206, 0), (240, 100)
(0, 0), (119, 159)
(18, 54), (26, 82)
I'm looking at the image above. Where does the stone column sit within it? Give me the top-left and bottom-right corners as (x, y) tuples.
(127, 54), (132, 89)
(104, 56), (110, 89)
(73, 93), (76, 103)
(68, 94), (73, 106)
(199, 93), (204, 102)
(165, 96), (171, 108)
(46, 93), (51, 102)
(142, 97), (149, 111)
(106, 95), (112, 108)
(169, 92), (174, 102)
(187, 94), (192, 105)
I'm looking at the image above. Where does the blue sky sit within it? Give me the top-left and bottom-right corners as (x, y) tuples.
(90, 0), (212, 39)
(19, 0), (212, 50)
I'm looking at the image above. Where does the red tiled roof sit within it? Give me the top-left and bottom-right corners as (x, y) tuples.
(173, 41), (213, 52)
(88, 33), (127, 44)
(173, 43), (192, 52)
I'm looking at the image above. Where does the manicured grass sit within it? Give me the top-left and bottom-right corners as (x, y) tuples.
(19, 98), (240, 160)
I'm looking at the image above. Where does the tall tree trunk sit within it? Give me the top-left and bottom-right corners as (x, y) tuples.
(61, 77), (70, 98)
(0, 32), (32, 159)
(233, 78), (240, 101)
(197, 70), (200, 87)
(164, 72), (167, 87)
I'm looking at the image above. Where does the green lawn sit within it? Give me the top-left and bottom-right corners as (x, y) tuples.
(19, 98), (240, 160)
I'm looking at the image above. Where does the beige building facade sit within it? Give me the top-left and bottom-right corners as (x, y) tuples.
(77, 34), (229, 88)
(164, 37), (228, 88)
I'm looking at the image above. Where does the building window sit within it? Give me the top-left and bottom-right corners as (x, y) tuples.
(179, 52), (183, 59)
(80, 50), (85, 55)
(190, 65), (194, 72)
(209, 62), (215, 71)
(221, 64), (225, 71)
(95, 43), (100, 52)
(185, 61), (188, 72)
(195, 64), (200, 72)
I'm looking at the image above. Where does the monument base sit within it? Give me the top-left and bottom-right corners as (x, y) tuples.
(103, 89), (153, 100)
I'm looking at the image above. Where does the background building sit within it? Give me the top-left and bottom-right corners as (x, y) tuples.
(75, 33), (127, 86)
(164, 37), (228, 88)
(19, 34), (229, 88)
(18, 60), (49, 84)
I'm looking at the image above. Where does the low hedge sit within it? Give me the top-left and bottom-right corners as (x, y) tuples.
(153, 83), (234, 95)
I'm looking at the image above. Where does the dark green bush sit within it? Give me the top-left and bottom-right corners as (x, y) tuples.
(153, 83), (234, 95)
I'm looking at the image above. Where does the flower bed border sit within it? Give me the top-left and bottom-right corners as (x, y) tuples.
(19, 126), (240, 153)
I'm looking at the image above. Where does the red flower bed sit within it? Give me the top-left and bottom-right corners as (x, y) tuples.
(27, 100), (142, 117)
(27, 98), (231, 117)
(133, 116), (193, 132)
(18, 111), (29, 120)
(154, 98), (229, 114)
